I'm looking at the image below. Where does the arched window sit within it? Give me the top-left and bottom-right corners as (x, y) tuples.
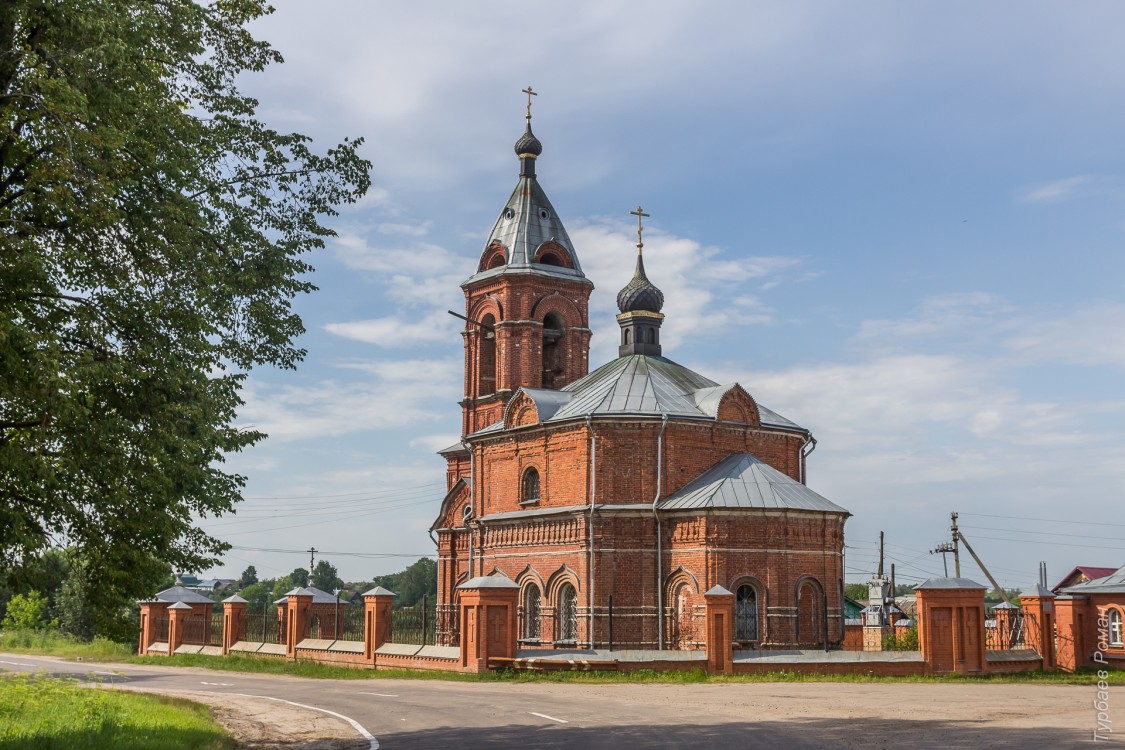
(645, 327), (656, 344)
(539, 252), (561, 266)
(1111, 608), (1124, 647)
(522, 586), (541, 640)
(735, 584), (759, 641)
(521, 467), (540, 504)
(542, 313), (564, 389)
(624, 328), (631, 345)
(478, 313), (497, 394)
(557, 583), (577, 642)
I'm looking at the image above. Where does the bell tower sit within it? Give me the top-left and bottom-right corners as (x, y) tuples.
(458, 89), (594, 436)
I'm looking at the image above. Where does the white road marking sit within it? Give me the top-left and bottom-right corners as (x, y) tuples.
(225, 692), (379, 750)
(0, 660), (36, 667)
(200, 681), (233, 686)
(358, 692), (399, 698)
(530, 711), (568, 724)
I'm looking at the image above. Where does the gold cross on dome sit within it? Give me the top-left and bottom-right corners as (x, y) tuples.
(522, 86), (537, 121)
(630, 205), (650, 254)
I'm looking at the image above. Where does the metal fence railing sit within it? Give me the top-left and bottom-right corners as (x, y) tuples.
(340, 604), (365, 642)
(244, 608), (284, 644)
(391, 595), (437, 646)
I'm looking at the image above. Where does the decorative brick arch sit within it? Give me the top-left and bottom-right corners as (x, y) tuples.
(478, 241), (508, 272)
(795, 576), (827, 649)
(729, 575), (767, 643)
(716, 384), (761, 426)
(503, 390), (540, 429)
(664, 567), (701, 650)
(529, 292), (585, 327)
(516, 566), (545, 641)
(545, 564), (581, 599)
(533, 241), (574, 268)
(467, 295), (504, 326)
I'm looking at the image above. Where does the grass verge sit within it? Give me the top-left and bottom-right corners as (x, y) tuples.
(0, 673), (234, 749)
(0, 630), (134, 661)
(127, 653), (1123, 686)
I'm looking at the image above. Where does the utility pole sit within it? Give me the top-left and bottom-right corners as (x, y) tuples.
(956, 531), (1006, 601)
(950, 512), (961, 577)
(931, 542), (955, 577)
(308, 547), (317, 574)
(877, 531), (885, 578)
(890, 563), (896, 601)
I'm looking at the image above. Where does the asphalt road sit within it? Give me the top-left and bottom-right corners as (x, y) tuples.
(0, 652), (1101, 749)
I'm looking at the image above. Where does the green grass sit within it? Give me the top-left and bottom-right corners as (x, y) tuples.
(0, 673), (234, 749)
(0, 630), (134, 661)
(127, 653), (1124, 686)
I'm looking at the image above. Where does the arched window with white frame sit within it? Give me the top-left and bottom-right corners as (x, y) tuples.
(1110, 608), (1124, 647)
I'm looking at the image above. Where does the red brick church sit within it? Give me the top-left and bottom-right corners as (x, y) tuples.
(431, 105), (849, 651)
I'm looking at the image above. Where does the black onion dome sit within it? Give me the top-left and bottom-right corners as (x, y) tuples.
(514, 124), (542, 157)
(616, 255), (664, 313)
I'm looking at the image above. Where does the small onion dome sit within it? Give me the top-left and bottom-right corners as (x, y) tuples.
(514, 124), (543, 157)
(616, 255), (664, 313)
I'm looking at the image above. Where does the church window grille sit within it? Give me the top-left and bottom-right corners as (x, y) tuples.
(521, 468), (540, 504)
(479, 314), (497, 394)
(523, 586), (542, 640)
(542, 313), (564, 389)
(557, 583), (578, 642)
(1111, 609), (1124, 647)
(735, 584), (759, 641)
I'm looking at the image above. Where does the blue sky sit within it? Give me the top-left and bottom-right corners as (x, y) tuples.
(199, 1), (1125, 591)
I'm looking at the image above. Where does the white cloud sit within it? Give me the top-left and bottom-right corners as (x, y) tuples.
(1018, 175), (1100, 203)
(325, 310), (461, 348)
(237, 357), (460, 442)
(572, 220), (800, 361)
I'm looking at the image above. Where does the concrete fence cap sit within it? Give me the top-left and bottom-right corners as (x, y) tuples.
(704, 585), (734, 597)
(363, 586), (397, 597)
(457, 574), (519, 589)
(913, 577), (987, 590)
(1019, 583), (1056, 599)
(168, 601), (192, 610)
(284, 587), (314, 597)
(222, 595), (248, 604)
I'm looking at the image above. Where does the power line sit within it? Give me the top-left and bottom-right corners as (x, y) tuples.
(960, 512), (1125, 529)
(230, 545), (435, 559)
(242, 481), (444, 501)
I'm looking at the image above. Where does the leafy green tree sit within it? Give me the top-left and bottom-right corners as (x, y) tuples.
(311, 560), (341, 592)
(368, 558), (437, 608)
(239, 566), (259, 588)
(1, 590), (50, 630)
(287, 568), (309, 589)
(238, 581), (274, 611)
(0, 0), (369, 632)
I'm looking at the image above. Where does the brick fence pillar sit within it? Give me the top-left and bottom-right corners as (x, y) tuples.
(222, 595), (248, 655)
(284, 587), (314, 659)
(137, 600), (168, 656)
(363, 586), (396, 664)
(704, 585), (735, 675)
(1020, 585), (1057, 671)
(458, 575), (520, 674)
(915, 578), (987, 675)
(167, 602), (191, 656)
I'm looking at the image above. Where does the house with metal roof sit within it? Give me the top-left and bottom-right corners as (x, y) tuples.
(430, 99), (849, 652)
(1044, 563), (1125, 670)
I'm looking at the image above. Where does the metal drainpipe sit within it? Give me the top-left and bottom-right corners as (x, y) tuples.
(800, 434), (817, 484)
(587, 415), (597, 649)
(652, 414), (669, 651)
(462, 439), (474, 579)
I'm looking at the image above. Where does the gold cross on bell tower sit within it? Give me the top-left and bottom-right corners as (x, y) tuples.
(522, 85), (537, 122)
(630, 205), (650, 255)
